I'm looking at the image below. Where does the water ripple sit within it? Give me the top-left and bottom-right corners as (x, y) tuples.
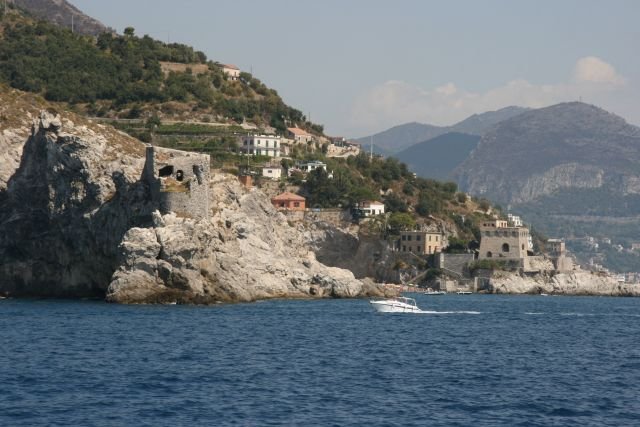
(1, 295), (639, 426)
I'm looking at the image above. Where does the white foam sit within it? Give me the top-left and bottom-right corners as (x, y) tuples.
(419, 310), (481, 315)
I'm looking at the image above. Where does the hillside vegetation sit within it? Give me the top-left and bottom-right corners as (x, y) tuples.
(0, 6), (319, 133)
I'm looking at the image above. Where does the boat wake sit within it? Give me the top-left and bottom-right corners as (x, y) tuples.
(418, 310), (481, 315)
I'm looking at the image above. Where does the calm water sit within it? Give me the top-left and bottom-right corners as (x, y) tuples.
(1, 294), (640, 426)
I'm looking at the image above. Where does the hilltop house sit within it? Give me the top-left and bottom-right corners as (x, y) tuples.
(271, 192), (306, 211)
(287, 127), (313, 144)
(398, 230), (446, 255)
(240, 134), (281, 157)
(222, 64), (240, 81)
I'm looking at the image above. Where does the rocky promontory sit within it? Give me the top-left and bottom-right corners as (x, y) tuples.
(0, 87), (391, 303)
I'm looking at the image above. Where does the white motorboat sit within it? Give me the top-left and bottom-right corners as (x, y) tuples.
(424, 288), (446, 295)
(369, 296), (423, 313)
(456, 290), (472, 295)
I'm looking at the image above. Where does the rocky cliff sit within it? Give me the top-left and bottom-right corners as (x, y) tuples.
(0, 87), (389, 303)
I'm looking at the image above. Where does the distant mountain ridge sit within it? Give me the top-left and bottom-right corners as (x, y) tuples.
(356, 106), (528, 154)
(395, 132), (481, 181)
(13, 0), (111, 35)
(453, 102), (640, 205)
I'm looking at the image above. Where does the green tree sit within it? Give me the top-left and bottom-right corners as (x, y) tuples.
(387, 212), (415, 234)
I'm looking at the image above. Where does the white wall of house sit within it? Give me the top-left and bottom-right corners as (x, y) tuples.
(240, 134), (281, 157)
(262, 166), (282, 179)
(223, 65), (240, 80)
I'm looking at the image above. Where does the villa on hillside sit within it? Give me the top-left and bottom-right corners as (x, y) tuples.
(297, 160), (327, 173)
(398, 230), (446, 255)
(222, 64), (240, 81)
(240, 134), (281, 157)
(287, 127), (313, 144)
(354, 200), (385, 217)
(271, 192), (306, 211)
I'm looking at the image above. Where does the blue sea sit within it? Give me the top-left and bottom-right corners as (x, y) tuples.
(1, 294), (640, 426)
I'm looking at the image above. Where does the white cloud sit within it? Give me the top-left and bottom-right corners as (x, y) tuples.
(349, 56), (628, 136)
(573, 56), (625, 85)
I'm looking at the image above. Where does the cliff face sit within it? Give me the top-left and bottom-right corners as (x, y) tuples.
(454, 102), (640, 205)
(0, 88), (388, 302)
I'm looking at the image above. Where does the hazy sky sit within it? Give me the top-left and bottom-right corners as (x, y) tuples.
(71, 0), (640, 137)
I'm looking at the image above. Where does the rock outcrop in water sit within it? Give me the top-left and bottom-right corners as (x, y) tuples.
(0, 87), (390, 303)
(485, 270), (640, 297)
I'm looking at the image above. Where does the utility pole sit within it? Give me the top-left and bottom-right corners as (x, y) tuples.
(71, 13), (74, 33)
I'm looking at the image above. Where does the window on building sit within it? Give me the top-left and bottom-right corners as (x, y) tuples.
(487, 251), (493, 258)
(416, 236), (421, 241)
(435, 236), (439, 242)
(408, 236), (412, 241)
(522, 244), (525, 250)
(429, 235), (432, 241)
(266, 141), (269, 148)
(176, 170), (184, 181)
(402, 235), (406, 241)
(502, 243), (510, 252)
(294, 202), (300, 207)
(402, 245), (406, 252)
(417, 246), (421, 252)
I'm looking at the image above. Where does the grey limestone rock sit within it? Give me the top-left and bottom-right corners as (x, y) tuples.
(0, 103), (386, 303)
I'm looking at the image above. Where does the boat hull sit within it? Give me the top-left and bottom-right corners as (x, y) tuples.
(369, 300), (423, 313)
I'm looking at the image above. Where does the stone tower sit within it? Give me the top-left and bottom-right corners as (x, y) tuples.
(144, 146), (210, 220)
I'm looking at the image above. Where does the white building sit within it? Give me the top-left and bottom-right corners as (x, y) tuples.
(507, 213), (523, 227)
(298, 160), (327, 173)
(262, 165), (283, 180)
(356, 200), (385, 217)
(240, 134), (281, 157)
(222, 64), (240, 81)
